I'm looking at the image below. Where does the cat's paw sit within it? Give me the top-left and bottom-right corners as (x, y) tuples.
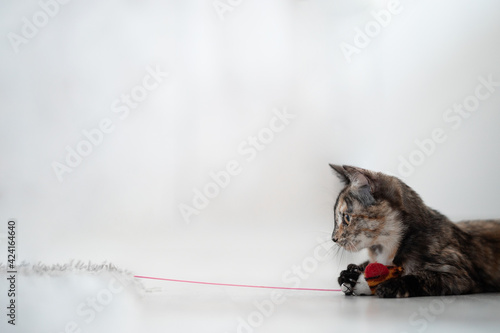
(338, 264), (364, 296)
(375, 278), (413, 298)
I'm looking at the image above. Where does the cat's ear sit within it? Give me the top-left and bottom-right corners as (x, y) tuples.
(329, 164), (350, 184)
(330, 164), (372, 187)
(341, 165), (376, 206)
(342, 165), (371, 188)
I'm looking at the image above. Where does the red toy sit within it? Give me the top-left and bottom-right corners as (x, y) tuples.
(364, 263), (404, 294)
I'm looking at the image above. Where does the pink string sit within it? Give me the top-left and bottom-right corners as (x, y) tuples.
(134, 275), (341, 292)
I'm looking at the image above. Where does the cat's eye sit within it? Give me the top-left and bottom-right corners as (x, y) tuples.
(343, 213), (351, 226)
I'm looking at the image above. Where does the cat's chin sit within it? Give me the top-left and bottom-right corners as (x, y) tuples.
(343, 243), (363, 252)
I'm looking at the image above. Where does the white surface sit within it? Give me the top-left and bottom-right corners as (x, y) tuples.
(1, 269), (499, 333)
(1, 0), (500, 332)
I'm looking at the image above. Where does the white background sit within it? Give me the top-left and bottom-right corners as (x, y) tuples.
(1, 0), (500, 332)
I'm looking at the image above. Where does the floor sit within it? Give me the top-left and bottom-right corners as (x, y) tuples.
(1, 267), (499, 333)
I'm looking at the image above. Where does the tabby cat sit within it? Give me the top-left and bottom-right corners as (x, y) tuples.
(330, 164), (500, 297)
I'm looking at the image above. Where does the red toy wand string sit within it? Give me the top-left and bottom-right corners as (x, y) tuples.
(134, 275), (341, 292)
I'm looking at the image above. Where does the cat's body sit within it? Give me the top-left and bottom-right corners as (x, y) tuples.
(331, 165), (500, 298)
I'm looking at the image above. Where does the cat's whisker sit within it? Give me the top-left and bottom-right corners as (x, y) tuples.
(302, 237), (332, 255)
(305, 230), (331, 236)
(337, 247), (346, 271)
(324, 244), (339, 261)
(317, 239), (333, 248)
(331, 244), (341, 259)
(315, 240), (339, 262)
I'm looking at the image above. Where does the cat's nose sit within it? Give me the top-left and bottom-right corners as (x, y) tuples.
(332, 237), (338, 243)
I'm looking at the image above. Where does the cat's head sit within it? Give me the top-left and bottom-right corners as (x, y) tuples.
(330, 165), (405, 254)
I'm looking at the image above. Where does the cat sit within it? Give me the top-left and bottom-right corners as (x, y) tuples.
(330, 164), (500, 298)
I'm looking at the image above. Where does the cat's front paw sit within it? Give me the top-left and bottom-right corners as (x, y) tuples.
(375, 276), (419, 298)
(338, 264), (363, 296)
